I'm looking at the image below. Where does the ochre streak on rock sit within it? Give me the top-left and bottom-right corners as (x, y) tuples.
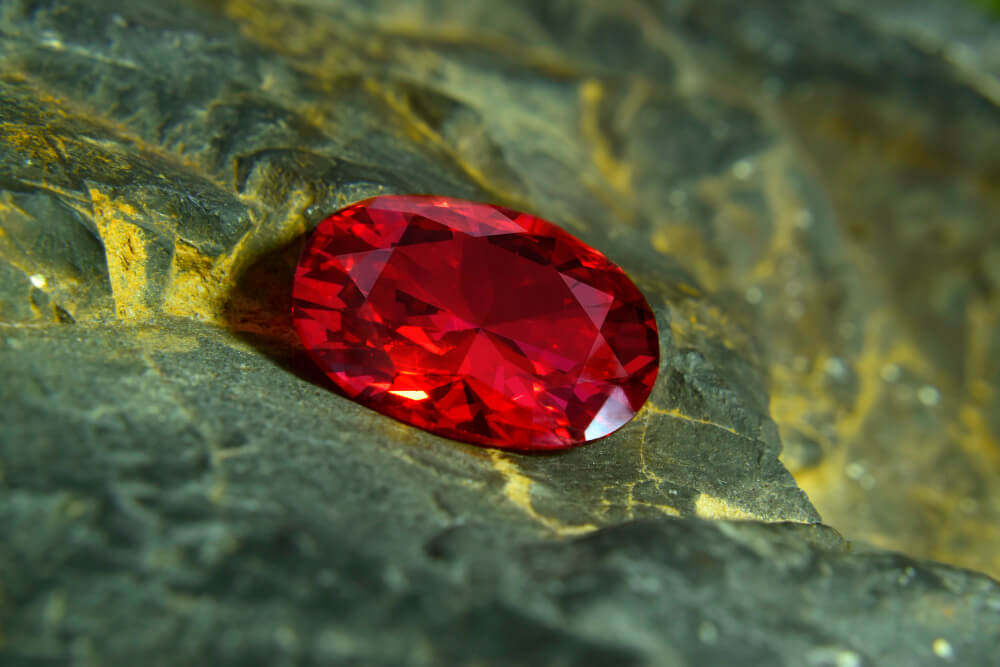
(694, 494), (758, 521)
(961, 298), (1000, 471)
(0, 122), (63, 165)
(375, 83), (528, 208)
(748, 147), (807, 285)
(959, 407), (1000, 487)
(643, 402), (753, 442)
(579, 80), (633, 199)
(620, 483), (682, 520)
(667, 296), (755, 359)
(89, 188), (150, 320)
(164, 195), (306, 323)
(162, 240), (228, 321)
(487, 450), (597, 536)
(225, 2), (532, 212)
(771, 317), (933, 461)
(849, 330), (927, 440)
(652, 225), (723, 291)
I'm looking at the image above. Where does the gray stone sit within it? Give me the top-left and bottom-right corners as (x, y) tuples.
(2, 0), (1000, 664)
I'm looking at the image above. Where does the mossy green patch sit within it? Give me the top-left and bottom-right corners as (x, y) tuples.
(973, 0), (1000, 16)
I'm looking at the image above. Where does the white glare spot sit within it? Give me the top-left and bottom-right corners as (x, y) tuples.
(584, 387), (632, 440)
(845, 461), (866, 481)
(932, 638), (954, 661)
(880, 364), (902, 383)
(745, 286), (764, 304)
(917, 385), (941, 407)
(732, 160), (755, 180)
(806, 647), (861, 667)
(29, 274), (46, 288)
(824, 357), (848, 379)
(795, 209), (813, 229)
(836, 652), (862, 667)
(697, 621), (719, 644)
(388, 390), (429, 401)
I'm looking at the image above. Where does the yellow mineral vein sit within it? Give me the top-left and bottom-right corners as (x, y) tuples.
(694, 493), (759, 521)
(579, 79), (633, 198)
(643, 402), (754, 442)
(487, 450), (597, 536)
(89, 188), (151, 320)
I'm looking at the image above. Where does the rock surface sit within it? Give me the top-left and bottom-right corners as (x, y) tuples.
(2, 0), (999, 664)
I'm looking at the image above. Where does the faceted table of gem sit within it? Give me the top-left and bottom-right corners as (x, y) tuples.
(291, 195), (659, 450)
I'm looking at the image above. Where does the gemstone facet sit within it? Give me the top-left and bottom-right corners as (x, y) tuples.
(291, 195), (659, 450)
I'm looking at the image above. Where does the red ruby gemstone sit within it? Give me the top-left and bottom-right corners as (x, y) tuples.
(291, 195), (659, 450)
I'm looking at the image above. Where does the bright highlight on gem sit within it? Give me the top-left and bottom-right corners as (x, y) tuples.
(388, 390), (431, 401)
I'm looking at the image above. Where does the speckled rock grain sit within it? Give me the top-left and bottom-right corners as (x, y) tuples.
(2, 0), (1000, 664)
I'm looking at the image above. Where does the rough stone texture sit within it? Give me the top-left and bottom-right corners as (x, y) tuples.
(1, 0), (999, 664)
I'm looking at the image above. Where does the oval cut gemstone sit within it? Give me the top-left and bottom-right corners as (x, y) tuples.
(291, 195), (659, 450)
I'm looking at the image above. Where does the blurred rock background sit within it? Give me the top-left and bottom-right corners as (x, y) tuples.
(2, 0), (999, 664)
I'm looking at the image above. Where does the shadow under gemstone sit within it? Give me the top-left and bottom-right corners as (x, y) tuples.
(222, 234), (349, 397)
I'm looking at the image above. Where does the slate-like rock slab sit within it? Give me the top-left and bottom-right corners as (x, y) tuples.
(2, 0), (1000, 664)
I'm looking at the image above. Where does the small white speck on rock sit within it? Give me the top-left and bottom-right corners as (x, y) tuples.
(697, 621), (719, 644)
(732, 159), (755, 180)
(824, 357), (848, 380)
(880, 364), (902, 383)
(932, 638), (954, 661)
(958, 498), (978, 514)
(806, 646), (862, 667)
(836, 652), (863, 667)
(845, 461), (867, 481)
(795, 209), (814, 230)
(745, 286), (764, 304)
(917, 385), (941, 407)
